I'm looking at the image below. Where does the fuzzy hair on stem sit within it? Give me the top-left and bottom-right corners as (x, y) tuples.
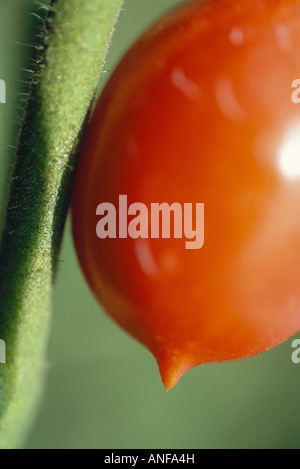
(0, 0), (124, 449)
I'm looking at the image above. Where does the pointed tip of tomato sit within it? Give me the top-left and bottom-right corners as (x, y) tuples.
(157, 354), (194, 391)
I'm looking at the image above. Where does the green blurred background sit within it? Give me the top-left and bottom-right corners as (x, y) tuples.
(1, 0), (300, 449)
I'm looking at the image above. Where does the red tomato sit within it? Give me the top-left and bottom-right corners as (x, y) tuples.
(72, 0), (300, 389)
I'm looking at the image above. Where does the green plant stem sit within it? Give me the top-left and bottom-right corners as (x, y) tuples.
(0, 0), (124, 449)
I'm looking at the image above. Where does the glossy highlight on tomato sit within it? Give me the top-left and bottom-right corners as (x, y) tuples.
(72, 0), (300, 389)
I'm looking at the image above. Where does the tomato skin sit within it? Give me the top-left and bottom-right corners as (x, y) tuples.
(72, 0), (300, 389)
